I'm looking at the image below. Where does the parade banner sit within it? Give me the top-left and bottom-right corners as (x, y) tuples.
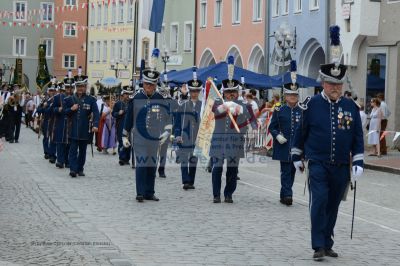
(194, 80), (218, 164)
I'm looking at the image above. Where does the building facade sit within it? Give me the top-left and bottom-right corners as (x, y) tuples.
(156, 0), (196, 72)
(267, 0), (328, 79)
(196, 0), (265, 74)
(335, 0), (400, 132)
(0, 0), (55, 91)
(86, 0), (154, 87)
(53, 0), (88, 79)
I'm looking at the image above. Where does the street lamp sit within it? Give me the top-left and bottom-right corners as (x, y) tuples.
(161, 49), (169, 73)
(110, 58), (129, 78)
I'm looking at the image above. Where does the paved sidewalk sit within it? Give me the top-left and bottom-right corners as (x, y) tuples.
(1, 127), (400, 265)
(364, 151), (400, 174)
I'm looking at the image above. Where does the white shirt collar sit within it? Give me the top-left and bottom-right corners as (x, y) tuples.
(321, 90), (341, 104)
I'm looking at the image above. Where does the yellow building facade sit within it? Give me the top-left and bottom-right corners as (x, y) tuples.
(87, 0), (136, 87)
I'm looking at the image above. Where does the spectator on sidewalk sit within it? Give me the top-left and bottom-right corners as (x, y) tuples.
(359, 103), (368, 131)
(368, 98), (383, 157)
(25, 95), (35, 129)
(377, 93), (391, 155)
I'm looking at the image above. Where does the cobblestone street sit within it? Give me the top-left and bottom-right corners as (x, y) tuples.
(1, 128), (400, 265)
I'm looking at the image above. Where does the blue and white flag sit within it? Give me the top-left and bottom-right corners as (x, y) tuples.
(142, 0), (165, 33)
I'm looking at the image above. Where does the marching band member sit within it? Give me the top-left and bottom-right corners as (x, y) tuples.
(174, 68), (202, 190)
(269, 60), (303, 206)
(209, 56), (257, 203)
(291, 26), (364, 260)
(64, 69), (99, 178)
(122, 49), (172, 202)
(113, 85), (133, 166)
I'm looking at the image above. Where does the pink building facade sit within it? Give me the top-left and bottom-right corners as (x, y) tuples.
(196, 0), (265, 73)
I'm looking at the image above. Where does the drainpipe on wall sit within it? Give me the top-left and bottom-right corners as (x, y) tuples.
(132, 0), (139, 78)
(325, 0), (329, 64)
(265, 0), (270, 76)
(85, 0), (89, 75)
(194, 0), (198, 66)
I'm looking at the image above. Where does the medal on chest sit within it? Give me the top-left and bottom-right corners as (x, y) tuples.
(337, 107), (352, 130)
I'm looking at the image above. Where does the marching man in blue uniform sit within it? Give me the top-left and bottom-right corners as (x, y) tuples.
(113, 84), (133, 166)
(174, 68), (202, 190)
(53, 71), (74, 169)
(122, 49), (173, 202)
(269, 60), (302, 206)
(209, 56), (257, 203)
(291, 26), (364, 261)
(37, 84), (56, 161)
(64, 68), (99, 177)
(157, 73), (174, 178)
(47, 77), (58, 164)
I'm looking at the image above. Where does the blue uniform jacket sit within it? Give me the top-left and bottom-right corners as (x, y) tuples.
(269, 104), (303, 162)
(112, 100), (129, 139)
(63, 94), (100, 141)
(291, 92), (364, 167)
(52, 93), (69, 143)
(209, 99), (257, 159)
(37, 97), (54, 138)
(174, 100), (202, 153)
(123, 90), (172, 146)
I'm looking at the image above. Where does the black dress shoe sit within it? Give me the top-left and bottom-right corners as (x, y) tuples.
(56, 163), (64, 169)
(188, 184), (195, 189)
(236, 176), (240, 180)
(69, 172), (77, 178)
(158, 172), (166, 178)
(313, 248), (325, 261)
(9, 140), (14, 143)
(183, 184), (190, 190)
(49, 158), (56, 164)
(213, 197), (221, 203)
(44, 154), (50, 159)
(78, 172), (85, 176)
(136, 195), (144, 202)
(280, 197), (293, 206)
(144, 195), (159, 201)
(14, 140), (19, 143)
(325, 249), (338, 258)
(224, 196), (233, 203)
(119, 160), (125, 166)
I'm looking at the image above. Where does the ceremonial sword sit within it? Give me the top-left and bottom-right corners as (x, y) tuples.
(351, 180), (356, 239)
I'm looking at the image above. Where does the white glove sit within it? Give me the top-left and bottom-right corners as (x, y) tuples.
(217, 103), (228, 113)
(122, 136), (131, 148)
(225, 102), (243, 115)
(293, 161), (304, 173)
(159, 131), (170, 145)
(351, 165), (363, 182)
(276, 134), (287, 144)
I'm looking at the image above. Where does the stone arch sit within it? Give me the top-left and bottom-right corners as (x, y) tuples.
(248, 44), (265, 74)
(226, 45), (243, 68)
(199, 48), (217, 68)
(298, 38), (326, 79)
